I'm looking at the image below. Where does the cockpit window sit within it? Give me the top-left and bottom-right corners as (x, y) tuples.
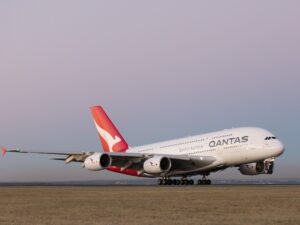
(265, 136), (276, 140)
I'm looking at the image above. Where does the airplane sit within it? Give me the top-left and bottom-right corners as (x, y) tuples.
(2, 106), (285, 185)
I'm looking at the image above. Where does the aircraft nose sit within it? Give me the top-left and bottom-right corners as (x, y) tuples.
(275, 140), (285, 156)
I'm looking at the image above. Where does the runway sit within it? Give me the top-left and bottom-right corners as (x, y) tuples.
(0, 185), (299, 225)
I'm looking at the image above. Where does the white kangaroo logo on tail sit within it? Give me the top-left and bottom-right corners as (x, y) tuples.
(94, 120), (121, 152)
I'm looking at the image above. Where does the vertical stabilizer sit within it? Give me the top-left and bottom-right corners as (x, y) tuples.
(90, 106), (128, 152)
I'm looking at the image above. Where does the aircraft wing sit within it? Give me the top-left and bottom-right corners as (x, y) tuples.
(1, 147), (92, 163)
(2, 147), (217, 175)
(103, 152), (217, 175)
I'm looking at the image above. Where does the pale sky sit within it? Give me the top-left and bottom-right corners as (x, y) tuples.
(0, 1), (299, 181)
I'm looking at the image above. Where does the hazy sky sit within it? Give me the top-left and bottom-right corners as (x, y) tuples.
(0, 1), (299, 181)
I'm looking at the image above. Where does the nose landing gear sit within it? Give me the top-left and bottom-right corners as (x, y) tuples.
(264, 161), (274, 174)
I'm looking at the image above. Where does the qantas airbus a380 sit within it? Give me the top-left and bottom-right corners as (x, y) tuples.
(2, 106), (285, 185)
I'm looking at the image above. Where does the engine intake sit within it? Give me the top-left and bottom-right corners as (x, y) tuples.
(99, 153), (111, 168)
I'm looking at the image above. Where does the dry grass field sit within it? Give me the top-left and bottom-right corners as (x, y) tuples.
(0, 185), (299, 225)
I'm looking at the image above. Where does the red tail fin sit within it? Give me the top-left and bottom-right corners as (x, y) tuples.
(90, 106), (128, 152)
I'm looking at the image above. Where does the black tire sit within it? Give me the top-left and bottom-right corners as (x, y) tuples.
(189, 180), (194, 185)
(207, 180), (211, 185)
(268, 168), (273, 174)
(157, 179), (162, 185)
(268, 163), (274, 174)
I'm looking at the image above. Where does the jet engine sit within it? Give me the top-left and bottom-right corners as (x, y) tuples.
(239, 160), (274, 175)
(143, 156), (171, 174)
(84, 153), (111, 171)
(84, 153), (103, 171)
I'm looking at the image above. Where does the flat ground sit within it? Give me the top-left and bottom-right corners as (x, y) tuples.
(0, 185), (299, 225)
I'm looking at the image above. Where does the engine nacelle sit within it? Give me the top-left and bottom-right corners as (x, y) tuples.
(84, 153), (112, 171)
(84, 153), (103, 171)
(143, 156), (171, 174)
(239, 161), (273, 175)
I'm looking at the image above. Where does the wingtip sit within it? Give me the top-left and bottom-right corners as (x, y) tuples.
(1, 146), (7, 157)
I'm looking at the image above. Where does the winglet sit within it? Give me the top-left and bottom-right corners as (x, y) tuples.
(1, 147), (7, 157)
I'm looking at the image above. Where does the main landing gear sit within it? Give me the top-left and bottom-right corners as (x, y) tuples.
(157, 178), (194, 185)
(197, 175), (211, 185)
(157, 175), (212, 185)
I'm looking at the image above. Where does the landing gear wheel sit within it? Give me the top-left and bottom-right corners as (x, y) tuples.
(158, 179), (163, 185)
(198, 174), (212, 185)
(202, 180), (211, 185)
(158, 177), (198, 186)
(180, 177), (187, 185)
(267, 162), (274, 174)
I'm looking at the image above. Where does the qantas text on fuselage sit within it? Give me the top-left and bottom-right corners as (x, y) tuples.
(209, 136), (248, 148)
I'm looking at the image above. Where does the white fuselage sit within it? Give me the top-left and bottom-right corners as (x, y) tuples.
(127, 127), (284, 173)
